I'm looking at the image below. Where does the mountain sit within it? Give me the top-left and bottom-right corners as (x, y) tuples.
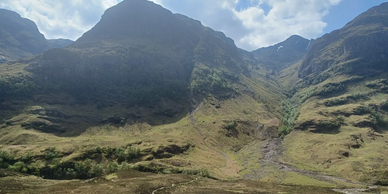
(280, 2), (388, 185)
(298, 2), (388, 84)
(24, 0), (256, 121)
(0, 9), (73, 62)
(0, 0), (284, 183)
(20, 0), (283, 128)
(251, 35), (311, 74)
(3, 0), (388, 190)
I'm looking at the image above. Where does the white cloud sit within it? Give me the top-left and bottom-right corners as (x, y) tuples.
(0, 0), (342, 50)
(152, 0), (342, 50)
(0, 0), (121, 40)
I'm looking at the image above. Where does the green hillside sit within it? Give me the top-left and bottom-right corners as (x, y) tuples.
(278, 2), (388, 185)
(1, 0), (388, 193)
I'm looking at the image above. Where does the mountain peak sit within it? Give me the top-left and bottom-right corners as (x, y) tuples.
(251, 35), (310, 73)
(0, 9), (73, 61)
(298, 1), (388, 81)
(74, 0), (179, 45)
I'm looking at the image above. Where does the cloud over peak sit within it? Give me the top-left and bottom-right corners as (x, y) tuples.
(0, 0), (342, 50)
(154, 0), (342, 50)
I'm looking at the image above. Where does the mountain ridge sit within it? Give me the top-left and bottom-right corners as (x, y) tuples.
(251, 35), (311, 74)
(298, 2), (388, 83)
(0, 8), (73, 62)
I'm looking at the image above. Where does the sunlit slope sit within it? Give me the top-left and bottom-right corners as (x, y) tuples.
(280, 2), (388, 185)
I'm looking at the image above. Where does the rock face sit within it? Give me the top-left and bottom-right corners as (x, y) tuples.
(0, 0), (266, 135)
(0, 9), (73, 61)
(251, 35), (310, 73)
(27, 0), (247, 109)
(298, 2), (388, 82)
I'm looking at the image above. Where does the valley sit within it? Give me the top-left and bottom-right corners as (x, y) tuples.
(1, 0), (388, 193)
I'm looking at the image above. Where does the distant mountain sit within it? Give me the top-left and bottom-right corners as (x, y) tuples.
(251, 35), (311, 73)
(298, 2), (388, 84)
(0, 9), (73, 62)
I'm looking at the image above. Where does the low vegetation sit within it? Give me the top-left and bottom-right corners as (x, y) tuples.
(296, 87), (316, 103)
(225, 121), (237, 131)
(0, 144), (212, 180)
(314, 82), (346, 97)
(324, 93), (369, 107)
(190, 64), (237, 96)
(0, 75), (35, 102)
(279, 100), (300, 136)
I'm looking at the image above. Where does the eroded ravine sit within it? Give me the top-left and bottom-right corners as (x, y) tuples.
(256, 138), (381, 194)
(260, 138), (365, 185)
(189, 98), (376, 193)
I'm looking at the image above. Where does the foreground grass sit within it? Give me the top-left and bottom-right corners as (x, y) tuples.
(0, 169), (343, 194)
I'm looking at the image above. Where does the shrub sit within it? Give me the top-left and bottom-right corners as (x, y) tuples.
(107, 162), (119, 173)
(314, 83), (346, 96)
(8, 161), (27, 173)
(65, 168), (77, 179)
(74, 159), (94, 179)
(297, 87), (316, 103)
(365, 79), (388, 88)
(21, 152), (33, 162)
(354, 106), (372, 115)
(336, 116), (345, 124)
(371, 112), (387, 127)
(92, 164), (104, 176)
(95, 146), (102, 154)
(106, 146), (115, 157)
(317, 120), (341, 129)
(225, 121), (237, 131)
(116, 148), (126, 162)
(29, 160), (45, 176)
(278, 126), (290, 137)
(162, 168), (172, 174)
(51, 158), (62, 166)
(324, 93), (369, 107)
(119, 162), (131, 170)
(45, 147), (57, 160)
(126, 147), (140, 161)
(279, 100), (300, 136)
(182, 168), (210, 178)
(0, 150), (15, 161)
(324, 98), (349, 107)
(350, 93), (369, 101)
(0, 150), (14, 168)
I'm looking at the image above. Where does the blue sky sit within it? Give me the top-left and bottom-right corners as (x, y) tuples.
(0, 0), (386, 50)
(235, 0), (387, 36)
(322, 0), (387, 34)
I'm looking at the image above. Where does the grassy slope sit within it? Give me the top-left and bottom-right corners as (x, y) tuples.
(0, 169), (343, 194)
(0, 56), (286, 180)
(280, 72), (388, 184)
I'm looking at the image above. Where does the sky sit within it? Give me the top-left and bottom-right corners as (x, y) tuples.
(0, 0), (386, 51)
